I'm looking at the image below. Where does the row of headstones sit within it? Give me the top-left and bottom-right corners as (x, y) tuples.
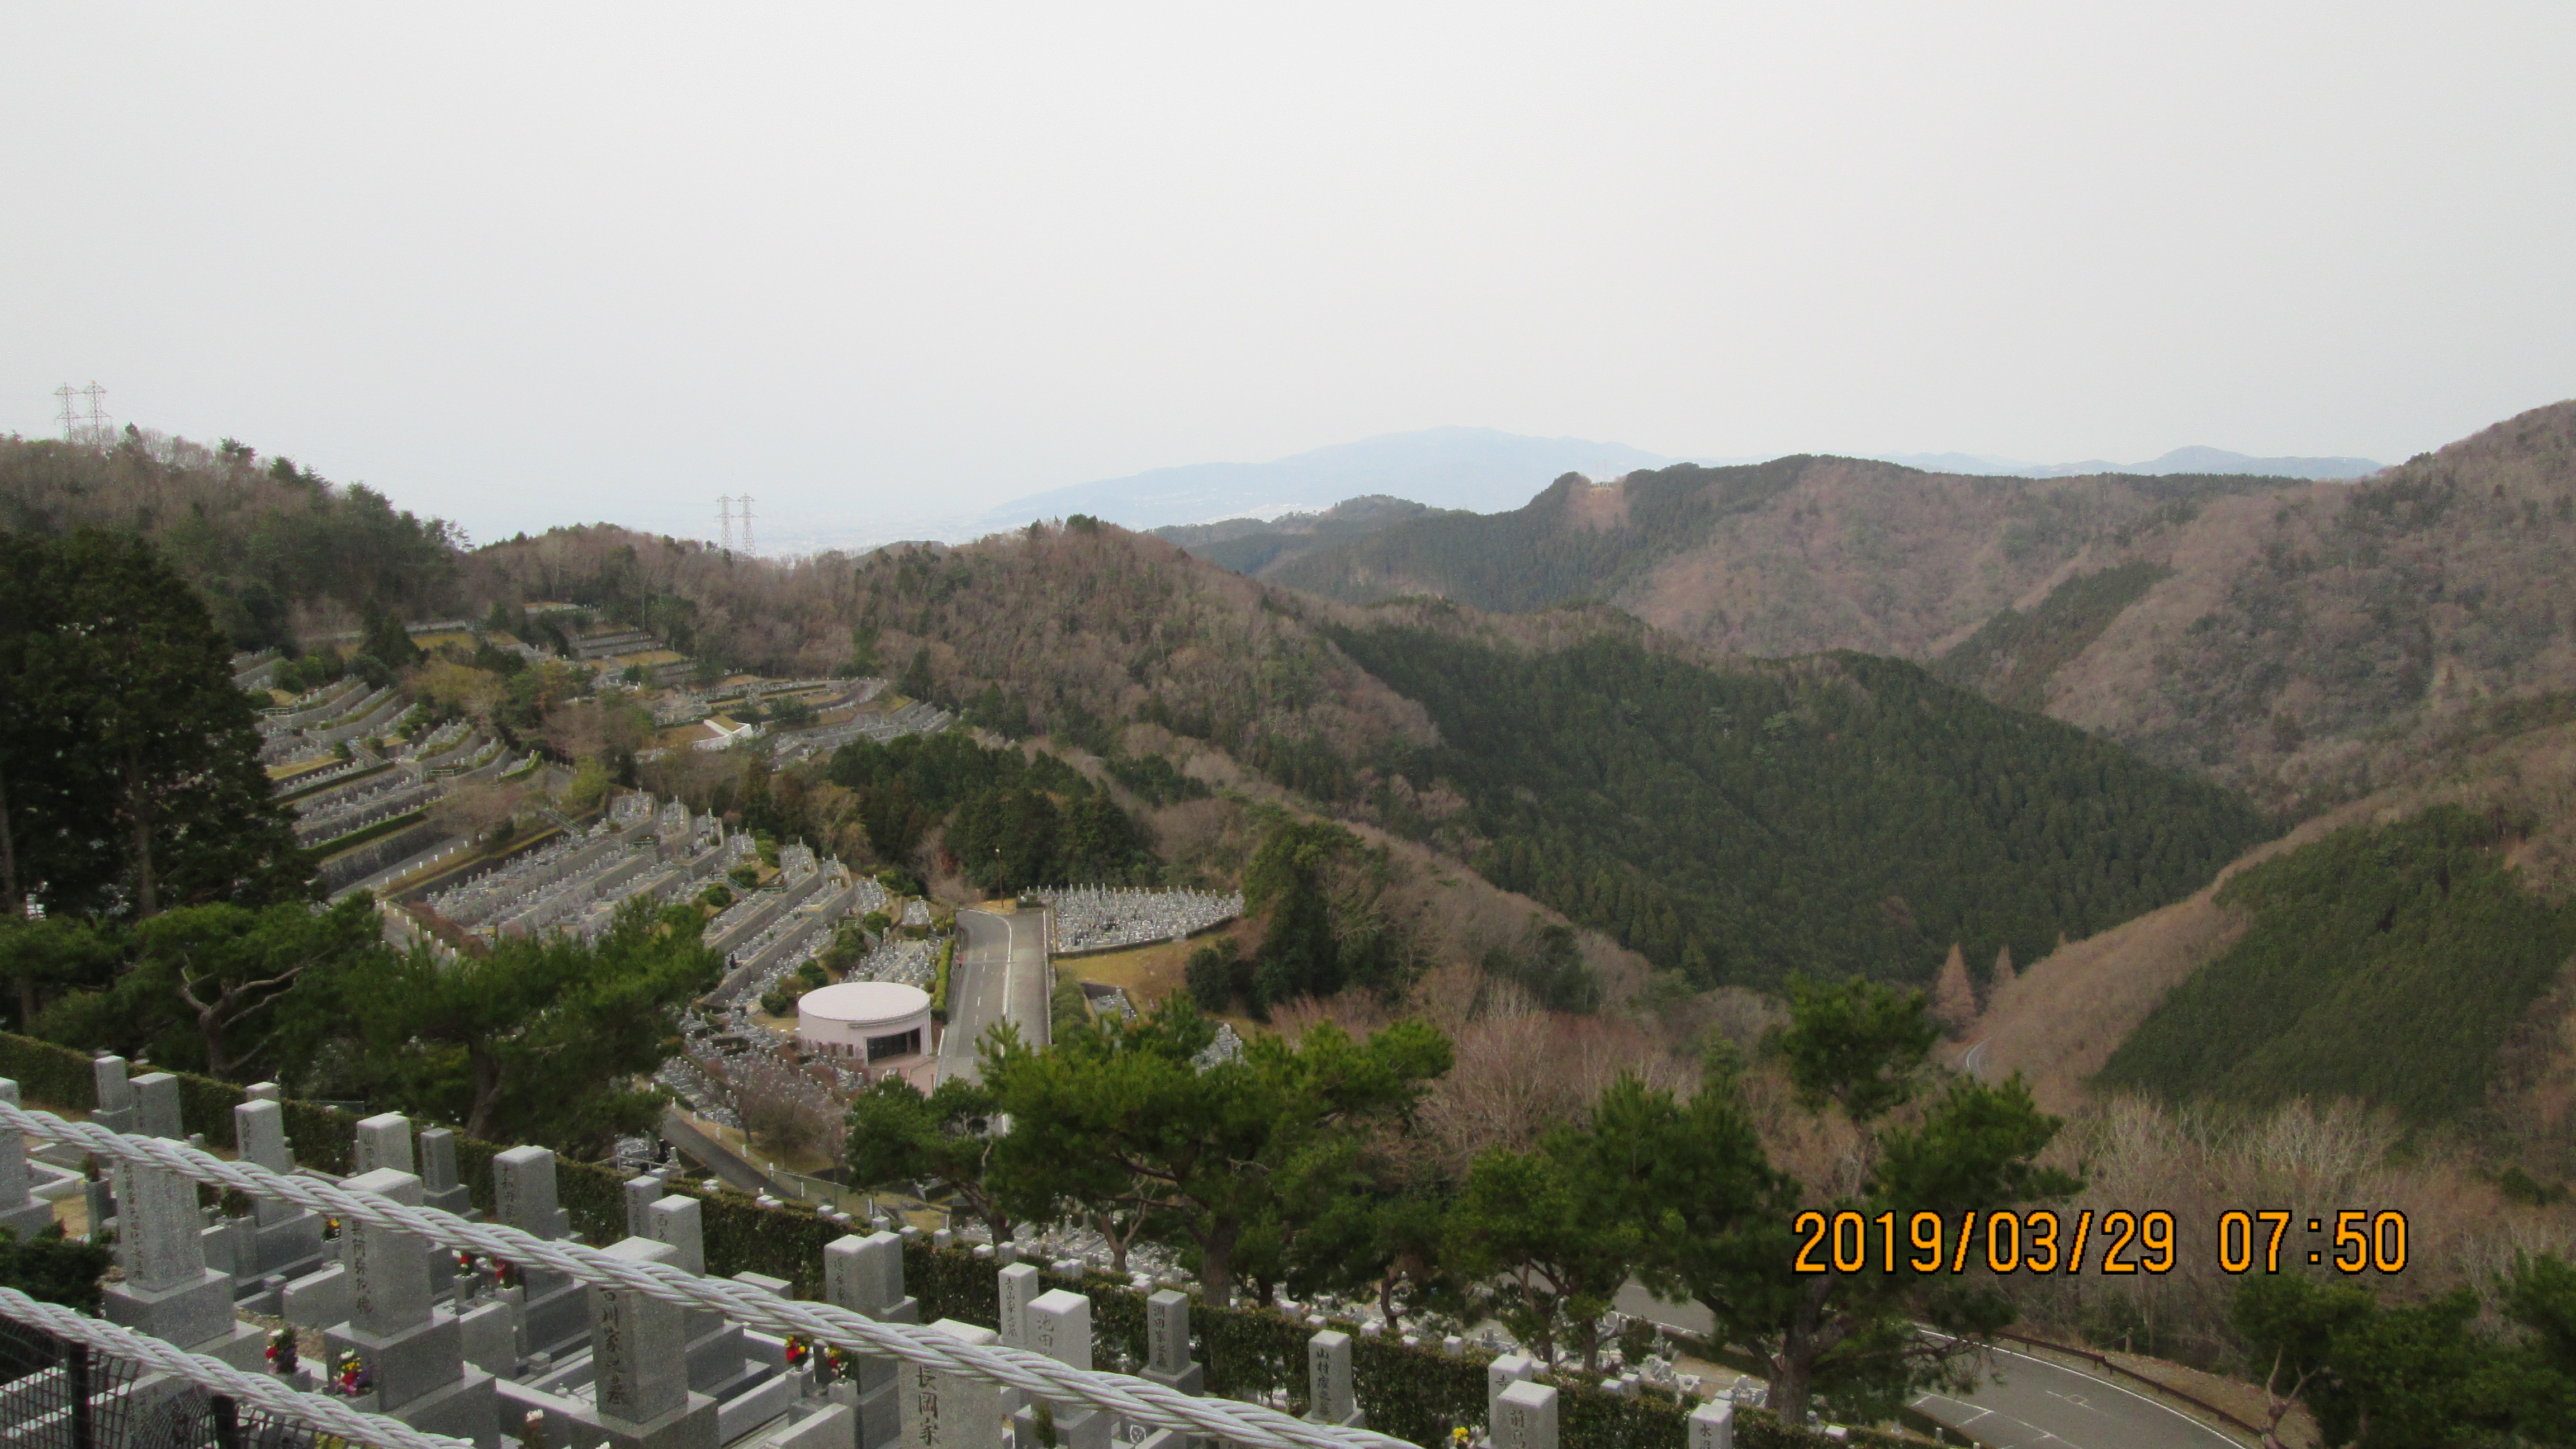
(32, 1064), (1746, 1449)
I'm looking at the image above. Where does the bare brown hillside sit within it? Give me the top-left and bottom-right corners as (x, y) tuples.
(2042, 401), (2576, 808)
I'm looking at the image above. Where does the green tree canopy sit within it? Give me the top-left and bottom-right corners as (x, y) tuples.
(340, 899), (714, 1150)
(0, 529), (310, 918)
(984, 997), (1451, 1304)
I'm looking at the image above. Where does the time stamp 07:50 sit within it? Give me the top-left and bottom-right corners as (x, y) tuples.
(1792, 1209), (2411, 1276)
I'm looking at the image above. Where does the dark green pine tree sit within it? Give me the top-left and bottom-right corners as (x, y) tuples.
(0, 529), (313, 917)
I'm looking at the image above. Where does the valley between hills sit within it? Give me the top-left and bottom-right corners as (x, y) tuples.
(6, 398), (2575, 1433)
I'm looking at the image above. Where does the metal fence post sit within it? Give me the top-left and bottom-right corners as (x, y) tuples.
(67, 1341), (94, 1449)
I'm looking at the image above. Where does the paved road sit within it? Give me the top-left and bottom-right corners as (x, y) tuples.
(1610, 1288), (2241, 1449)
(938, 909), (1050, 1084)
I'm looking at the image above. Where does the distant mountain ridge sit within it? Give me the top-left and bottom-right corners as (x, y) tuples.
(1871, 445), (2383, 480)
(972, 427), (1678, 535)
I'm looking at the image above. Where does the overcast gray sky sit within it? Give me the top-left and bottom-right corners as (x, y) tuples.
(7, 4), (2571, 548)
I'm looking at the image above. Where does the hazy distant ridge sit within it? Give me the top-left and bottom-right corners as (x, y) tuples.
(1871, 445), (2383, 480)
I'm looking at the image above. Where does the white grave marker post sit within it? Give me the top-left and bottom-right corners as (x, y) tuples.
(901, 1319), (1005, 1449)
(1494, 1381), (1559, 1449)
(1689, 1401), (1735, 1449)
(1306, 1329), (1363, 1428)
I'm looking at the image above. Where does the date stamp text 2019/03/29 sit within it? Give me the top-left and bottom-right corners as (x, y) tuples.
(1791, 1209), (2409, 1276)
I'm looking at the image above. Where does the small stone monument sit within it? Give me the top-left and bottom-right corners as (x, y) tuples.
(1487, 1353), (1537, 1424)
(1688, 1401), (1735, 1449)
(323, 1168), (500, 1444)
(0, 1080), (57, 1237)
(354, 1112), (416, 1176)
(132, 1071), (184, 1142)
(901, 1319), (1005, 1449)
(1141, 1289), (1202, 1396)
(1494, 1381), (1557, 1449)
(579, 1237), (720, 1449)
(494, 1145), (585, 1358)
(1305, 1329), (1363, 1429)
(825, 1231), (917, 1449)
(650, 1195), (760, 1400)
(625, 1173), (669, 1238)
(102, 1156), (265, 1368)
(91, 1055), (139, 1136)
(418, 1128), (473, 1216)
(997, 1263), (1041, 1349)
(1011, 1289), (1109, 1449)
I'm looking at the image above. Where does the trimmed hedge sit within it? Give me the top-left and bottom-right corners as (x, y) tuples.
(0, 1030), (1902, 1449)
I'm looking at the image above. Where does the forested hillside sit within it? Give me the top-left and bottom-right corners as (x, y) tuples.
(1263, 457), (2283, 658)
(2097, 806), (2576, 1122)
(0, 430), (460, 650)
(1327, 617), (2268, 990)
(1152, 495), (1461, 577)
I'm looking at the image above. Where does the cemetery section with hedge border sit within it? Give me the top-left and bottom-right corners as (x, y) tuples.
(0, 1030), (1905, 1449)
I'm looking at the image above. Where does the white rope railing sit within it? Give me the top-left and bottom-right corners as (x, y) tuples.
(0, 1285), (472, 1449)
(3, 1101), (1413, 1449)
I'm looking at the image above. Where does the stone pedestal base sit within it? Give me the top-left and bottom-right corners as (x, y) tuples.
(0, 1197), (53, 1237)
(1142, 1363), (1204, 1396)
(522, 1273), (590, 1360)
(325, 1309), (467, 1412)
(282, 1262), (351, 1332)
(1015, 1402), (1112, 1449)
(828, 1376), (900, 1449)
(389, 1366), (503, 1449)
(103, 1267), (237, 1349)
(585, 1390), (721, 1449)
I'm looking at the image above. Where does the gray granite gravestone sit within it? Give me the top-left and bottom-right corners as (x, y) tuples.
(1142, 1289), (1204, 1396)
(1306, 1329), (1362, 1429)
(1493, 1381), (1557, 1449)
(132, 1071), (184, 1142)
(1688, 1401), (1734, 1449)
(324, 1167), (500, 1446)
(102, 1158), (264, 1368)
(997, 1263), (1041, 1349)
(625, 1173), (669, 1238)
(1011, 1289), (1109, 1449)
(901, 1319), (1004, 1449)
(825, 1230), (917, 1449)
(649, 1195), (759, 1401)
(231, 1100), (325, 1283)
(91, 1055), (138, 1136)
(418, 1127), (473, 1216)
(494, 1145), (585, 1358)
(580, 1236), (719, 1449)
(0, 1080), (57, 1237)
(1487, 1353), (1537, 1425)
(355, 1112), (416, 1176)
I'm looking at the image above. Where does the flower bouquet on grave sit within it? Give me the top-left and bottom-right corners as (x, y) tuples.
(329, 1349), (373, 1398)
(491, 1258), (521, 1290)
(265, 1328), (299, 1376)
(822, 1346), (850, 1383)
(784, 1334), (813, 1372)
(323, 1216), (342, 1240)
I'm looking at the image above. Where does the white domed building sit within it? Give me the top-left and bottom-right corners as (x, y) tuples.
(796, 981), (934, 1076)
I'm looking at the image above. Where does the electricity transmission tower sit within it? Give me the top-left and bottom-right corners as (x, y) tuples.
(53, 382), (110, 444)
(716, 495), (735, 551)
(737, 495), (755, 556)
